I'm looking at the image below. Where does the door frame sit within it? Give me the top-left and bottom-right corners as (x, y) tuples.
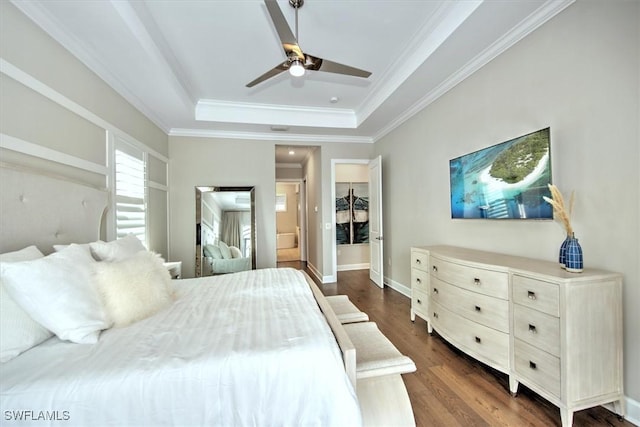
(330, 158), (371, 281)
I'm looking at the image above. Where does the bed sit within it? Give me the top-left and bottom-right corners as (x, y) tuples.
(0, 166), (361, 426)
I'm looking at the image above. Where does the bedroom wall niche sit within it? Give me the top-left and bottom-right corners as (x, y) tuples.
(195, 186), (256, 277)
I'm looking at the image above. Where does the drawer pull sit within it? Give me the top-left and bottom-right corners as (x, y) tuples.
(433, 288), (439, 294)
(474, 305), (481, 312)
(527, 290), (537, 300)
(473, 278), (481, 285)
(417, 299), (422, 305)
(415, 259), (421, 265)
(416, 277), (422, 284)
(529, 361), (537, 370)
(432, 265), (438, 272)
(433, 312), (439, 319)
(475, 336), (482, 344)
(528, 324), (537, 334)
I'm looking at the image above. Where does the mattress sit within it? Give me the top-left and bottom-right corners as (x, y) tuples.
(0, 268), (361, 426)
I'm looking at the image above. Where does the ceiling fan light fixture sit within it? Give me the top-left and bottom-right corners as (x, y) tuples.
(289, 59), (305, 77)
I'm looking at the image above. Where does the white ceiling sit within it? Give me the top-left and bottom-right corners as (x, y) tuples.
(14, 0), (573, 147)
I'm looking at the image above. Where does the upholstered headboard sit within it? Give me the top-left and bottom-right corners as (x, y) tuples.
(0, 165), (108, 254)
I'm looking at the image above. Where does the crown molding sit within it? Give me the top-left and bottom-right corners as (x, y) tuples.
(372, 0), (576, 142)
(195, 100), (358, 129)
(169, 127), (373, 144)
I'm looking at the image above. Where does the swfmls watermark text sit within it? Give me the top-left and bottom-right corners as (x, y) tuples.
(4, 410), (70, 422)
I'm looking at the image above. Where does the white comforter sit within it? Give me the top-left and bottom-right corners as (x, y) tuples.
(0, 268), (361, 426)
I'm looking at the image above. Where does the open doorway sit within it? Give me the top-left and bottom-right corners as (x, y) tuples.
(275, 181), (301, 263)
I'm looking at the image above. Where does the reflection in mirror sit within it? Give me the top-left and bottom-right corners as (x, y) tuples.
(195, 186), (256, 277)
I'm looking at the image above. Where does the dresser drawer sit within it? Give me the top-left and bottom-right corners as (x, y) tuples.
(411, 268), (429, 292)
(430, 256), (508, 299)
(513, 304), (560, 357)
(512, 275), (559, 317)
(431, 301), (509, 369)
(412, 289), (429, 318)
(431, 277), (509, 333)
(514, 339), (560, 398)
(411, 249), (429, 272)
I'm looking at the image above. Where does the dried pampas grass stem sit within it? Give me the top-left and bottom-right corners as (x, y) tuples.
(542, 184), (574, 236)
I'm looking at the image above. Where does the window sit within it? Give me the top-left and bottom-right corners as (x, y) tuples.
(242, 224), (252, 258)
(276, 194), (287, 212)
(114, 140), (146, 247)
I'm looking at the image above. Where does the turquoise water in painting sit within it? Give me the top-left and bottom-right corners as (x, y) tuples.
(450, 135), (553, 220)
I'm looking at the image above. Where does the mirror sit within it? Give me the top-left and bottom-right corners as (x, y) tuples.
(195, 186), (256, 277)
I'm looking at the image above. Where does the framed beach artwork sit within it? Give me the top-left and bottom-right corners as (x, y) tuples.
(336, 182), (369, 244)
(449, 127), (553, 219)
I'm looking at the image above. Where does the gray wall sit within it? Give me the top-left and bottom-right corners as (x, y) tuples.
(169, 139), (373, 281)
(168, 136), (277, 277)
(1, 2), (169, 256)
(0, 2), (167, 155)
(374, 0), (639, 403)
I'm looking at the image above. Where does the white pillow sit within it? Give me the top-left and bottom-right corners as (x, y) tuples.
(1, 244), (111, 344)
(90, 234), (146, 262)
(218, 241), (232, 259)
(94, 251), (174, 328)
(0, 246), (53, 362)
(53, 243), (96, 256)
(229, 246), (243, 259)
(0, 246), (44, 262)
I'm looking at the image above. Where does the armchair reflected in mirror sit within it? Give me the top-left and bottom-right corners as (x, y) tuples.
(195, 186), (256, 277)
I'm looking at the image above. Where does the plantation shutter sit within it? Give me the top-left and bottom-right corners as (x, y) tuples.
(115, 140), (147, 246)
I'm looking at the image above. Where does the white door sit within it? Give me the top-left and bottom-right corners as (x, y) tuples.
(369, 156), (383, 288)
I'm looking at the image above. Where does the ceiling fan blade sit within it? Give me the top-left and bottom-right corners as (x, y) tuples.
(313, 57), (372, 78)
(246, 62), (288, 88)
(264, 0), (304, 60)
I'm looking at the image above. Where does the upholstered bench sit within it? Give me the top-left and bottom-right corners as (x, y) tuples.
(343, 322), (416, 427)
(325, 295), (369, 324)
(343, 322), (416, 378)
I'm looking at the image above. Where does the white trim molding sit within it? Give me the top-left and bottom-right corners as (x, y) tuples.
(0, 133), (108, 176)
(337, 263), (370, 272)
(384, 277), (411, 299)
(196, 99), (357, 129)
(169, 127), (373, 144)
(0, 59), (168, 162)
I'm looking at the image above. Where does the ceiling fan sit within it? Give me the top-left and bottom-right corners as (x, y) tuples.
(246, 0), (372, 88)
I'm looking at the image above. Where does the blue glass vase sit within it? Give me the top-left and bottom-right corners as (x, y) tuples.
(558, 234), (570, 268)
(565, 234), (583, 273)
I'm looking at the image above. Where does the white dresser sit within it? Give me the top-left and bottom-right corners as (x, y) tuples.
(410, 245), (624, 427)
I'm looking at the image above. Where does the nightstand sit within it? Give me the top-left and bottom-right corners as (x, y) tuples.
(163, 261), (182, 279)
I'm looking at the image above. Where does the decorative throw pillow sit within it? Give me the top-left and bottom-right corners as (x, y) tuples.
(90, 234), (146, 262)
(229, 246), (243, 259)
(94, 251), (174, 328)
(203, 244), (223, 259)
(53, 242), (97, 258)
(0, 246), (53, 362)
(1, 244), (110, 344)
(218, 241), (232, 259)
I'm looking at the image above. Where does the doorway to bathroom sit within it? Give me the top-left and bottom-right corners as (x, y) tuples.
(276, 181), (301, 263)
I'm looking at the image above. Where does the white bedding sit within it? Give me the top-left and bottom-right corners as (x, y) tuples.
(0, 268), (361, 426)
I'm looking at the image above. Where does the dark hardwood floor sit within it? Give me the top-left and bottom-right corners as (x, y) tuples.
(280, 262), (631, 427)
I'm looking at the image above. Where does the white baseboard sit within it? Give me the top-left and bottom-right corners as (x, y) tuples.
(606, 396), (640, 426)
(337, 263), (370, 272)
(306, 262), (336, 284)
(306, 262), (322, 283)
(384, 276), (411, 298)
